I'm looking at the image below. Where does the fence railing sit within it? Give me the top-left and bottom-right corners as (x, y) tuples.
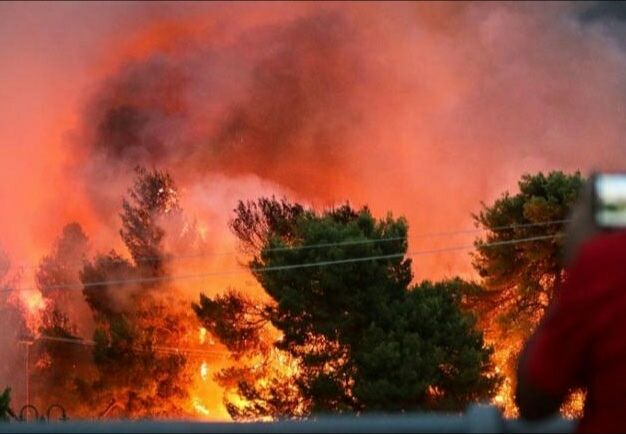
(0, 405), (577, 433)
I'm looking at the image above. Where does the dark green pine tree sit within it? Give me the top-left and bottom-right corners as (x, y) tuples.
(469, 171), (585, 416)
(472, 171), (584, 338)
(194, 197), (499, 419)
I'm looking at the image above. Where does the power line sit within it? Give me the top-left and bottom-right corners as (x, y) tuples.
(9, 218), (571, 270)
(9, 232), (565, 379)
(154, 218), (569, 262)
(2, 233), (563, 294)
(410, 218), (569, 238)
(35, 334), (229, 358)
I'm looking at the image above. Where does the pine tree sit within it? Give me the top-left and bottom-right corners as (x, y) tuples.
(194, 198), (498, 418)
(470, 171), (585, 415)
(78, 167), (196, 418)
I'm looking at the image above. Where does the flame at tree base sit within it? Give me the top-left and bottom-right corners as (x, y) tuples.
(192, 397), (211, 417)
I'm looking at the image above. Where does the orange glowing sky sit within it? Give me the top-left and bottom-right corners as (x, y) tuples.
(1, 1), (626, 283)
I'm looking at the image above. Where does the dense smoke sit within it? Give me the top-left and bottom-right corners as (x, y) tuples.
(0, 2), (625, 277)
(66, 1), (626, 280)
(2, 0), (626, 416)
(76, 10), (364, 223)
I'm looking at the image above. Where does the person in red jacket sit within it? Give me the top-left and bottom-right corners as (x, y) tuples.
(516, 180), (626, 432)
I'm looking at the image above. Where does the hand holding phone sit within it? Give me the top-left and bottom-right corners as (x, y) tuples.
(593, 173), (626, 229)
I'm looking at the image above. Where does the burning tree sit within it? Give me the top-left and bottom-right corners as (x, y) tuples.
(194, 198), (498, 419)
(120, 167), (180, 278)
(26, 223), (93, 416)
(76, 167), (198, 418)
(470, 171), (585, 416)
(36, 222), (91, 338)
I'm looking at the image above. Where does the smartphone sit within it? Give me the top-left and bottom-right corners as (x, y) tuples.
(593, 172), (626, 229)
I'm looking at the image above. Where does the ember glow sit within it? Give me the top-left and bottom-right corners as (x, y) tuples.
(198, 327), (207, 346)
(192, 397), (210, 417)
(1, 0), (625, 420)
(200, 361), (209, 382)
(10, 290), (48, 335)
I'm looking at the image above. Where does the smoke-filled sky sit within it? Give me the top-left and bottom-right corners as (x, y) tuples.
(2, 1), (626, 282)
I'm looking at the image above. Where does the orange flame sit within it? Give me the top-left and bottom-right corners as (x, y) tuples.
(200, 361), (209, 382)
(199, 327), (207, 345)
(11, 289), (48, 334)
(192, 397), (211, 417)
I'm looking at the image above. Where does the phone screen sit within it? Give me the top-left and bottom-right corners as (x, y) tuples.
(594, 173), (626, 228)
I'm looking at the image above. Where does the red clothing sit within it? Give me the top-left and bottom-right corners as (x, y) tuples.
(523, 231), (626, 433)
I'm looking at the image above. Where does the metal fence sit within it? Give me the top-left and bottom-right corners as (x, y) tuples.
(0, 405), (576, 433)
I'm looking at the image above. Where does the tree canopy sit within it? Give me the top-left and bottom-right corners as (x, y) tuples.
(120, 166), (181, 278)
(36, 222), (90, 338)
(470, 171), (585, 416)
(194, 197), (498, 419)
(472, 171), (584, 338)
(77, 167), (196, 418)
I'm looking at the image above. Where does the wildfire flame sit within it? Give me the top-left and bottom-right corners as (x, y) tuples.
(200, 361), (209, 382)
(192, 397), (210, 417)
(1, 1), (610, 422)
(10, 289), (48, 334)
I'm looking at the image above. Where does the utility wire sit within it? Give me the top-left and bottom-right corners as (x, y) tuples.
(35, 334), (229, 358)
(152, 218), (569, 262)
(9, 218), (571, 270)
(13, 233), (563, 358)
(2, 233), (563, 294)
